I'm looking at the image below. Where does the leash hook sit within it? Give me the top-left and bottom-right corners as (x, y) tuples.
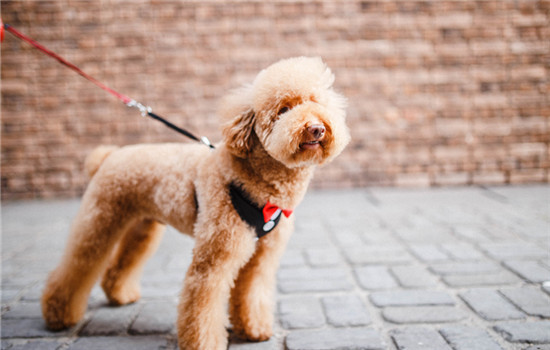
(126, 99), (152, 117)
(200, 136), (213, 148)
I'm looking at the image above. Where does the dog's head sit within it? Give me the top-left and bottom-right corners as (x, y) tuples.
(221, 57), (350, 168)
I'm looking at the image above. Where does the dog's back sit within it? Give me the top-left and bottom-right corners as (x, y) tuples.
(84, 145), (119, 177)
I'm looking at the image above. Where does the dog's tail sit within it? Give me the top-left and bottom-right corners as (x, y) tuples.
(84, 145), (119, 177)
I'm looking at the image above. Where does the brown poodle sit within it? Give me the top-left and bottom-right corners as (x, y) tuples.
(41, 56), (350, 349)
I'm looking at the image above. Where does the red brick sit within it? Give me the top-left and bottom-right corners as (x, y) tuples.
(473, 172), (507, 185)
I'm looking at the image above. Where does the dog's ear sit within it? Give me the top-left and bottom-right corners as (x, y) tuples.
(220, 85), (256, 158)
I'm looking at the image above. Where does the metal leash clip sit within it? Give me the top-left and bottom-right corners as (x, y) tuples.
(126, 99), (152, 117)
(200, 136), (213, 148)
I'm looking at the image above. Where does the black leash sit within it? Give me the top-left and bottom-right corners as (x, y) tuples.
(126, 100), (214, 148)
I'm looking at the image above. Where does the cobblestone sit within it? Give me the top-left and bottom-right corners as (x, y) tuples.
(383, 306), (467, 324)
(321, 295), (371, 327)
(278, 296), (324, 329)
(354, 265), (398, 290)
(439, 325), (503, 350)
(390, 327), (452, 350)
(2, 186), (549, 349)
(494, 321), (550, 344)
(67, 336), (169, 350)
(460, 289), (526, 321)
(369, 290), (454, 307)
(500, 286), (550, 318)
(503, 260), (550, 283)
(346, 245), (414, 265)
(129, 300), (177, 334)
(408, 244), (450, 262)
(442, 270), (521, 287)
(277, 266), (353, 293)
(480, 243), (548, 260)
(1, 318), (69, 339)
(286, 328), (385, 350)
(4, 340), (62, 350)
(303, 247), (344, 267)
(80, 303), (141, 336)
(429, 261), (501, 275)
(390, 265), (439, 288)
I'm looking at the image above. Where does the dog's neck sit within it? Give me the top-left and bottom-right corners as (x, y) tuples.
(228, 144), (314, 208)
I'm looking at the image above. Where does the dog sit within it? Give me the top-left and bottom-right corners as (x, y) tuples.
(41, 56), (350, 349)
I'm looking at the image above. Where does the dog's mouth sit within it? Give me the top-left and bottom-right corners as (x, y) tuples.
(300, 140), (322, 150)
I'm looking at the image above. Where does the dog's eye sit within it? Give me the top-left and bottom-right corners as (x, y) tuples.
(277, 106), (289, 116)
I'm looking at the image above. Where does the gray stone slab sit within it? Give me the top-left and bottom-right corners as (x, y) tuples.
(321, 295), (371, 327)
(19, 283), (45, 302)
(2, 302), (43, 319)
(524, 345), (550, 350)
(393, 226), (455, 243)
(452, 225), (493, 243)
(67, 336), (168, 350)
(278, 297), (324, 329)
(139, 284), (180, 298)
(304, 247), (344, 266)
(288, 229), (333, 248)
(480, 242), (548, 260)
(409, 244), (450, 262)
(80, 303), (141, 336)
(439, 325), (503, 350)
(440, 243), (485, 260)
(331, 230), (365, 247)
(494, 321), (550, 343)
(229, 336), (279, 350)
(390, 265), (439, 288)
(443, 270), (521, 287)
(369, 290), (454, 307)
(2, 288), (22, 303)
(129, 300), (177, 334)
(429, 261), (501, 275)
(390, 327), (452, 350)
(382, 306), (466, 324)
(345, 245), (413, 265)
(354, 265), (398, 290)
(277, 267), (353, 293)
(503, 260), (550, 283)
(460, 288), (525, 321)
(5, 340), (62, 350)
(0, 318), (69, 338)
(500, 286), (550, 318)
(279, 249), (306, 267)
(286, 328), (385, 350)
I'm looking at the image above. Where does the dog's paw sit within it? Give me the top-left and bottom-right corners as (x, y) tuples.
(41, 289), (84, 331)
(102, 282), (141, 306)
(233, 318), (273, 342)
(42, 303), (80, 331)
(244, 327), (273, 342)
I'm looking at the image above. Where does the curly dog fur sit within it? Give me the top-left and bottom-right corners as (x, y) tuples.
(41, 56), (350, 349)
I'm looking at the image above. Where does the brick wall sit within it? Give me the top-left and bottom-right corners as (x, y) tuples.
(1, 0), (549, 199)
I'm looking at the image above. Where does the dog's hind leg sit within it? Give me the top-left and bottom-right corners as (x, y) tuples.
(41, 193), (137, 330)
(101, 219), (165, 305)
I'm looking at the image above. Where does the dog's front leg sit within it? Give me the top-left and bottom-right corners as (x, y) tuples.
(177, 223), (256, 350)
(229, 219), (294, 342)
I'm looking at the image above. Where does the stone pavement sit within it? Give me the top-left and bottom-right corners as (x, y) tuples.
(1, 185), (549, 350)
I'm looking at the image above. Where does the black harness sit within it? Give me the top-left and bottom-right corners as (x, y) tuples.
(229, 183), (287, 239)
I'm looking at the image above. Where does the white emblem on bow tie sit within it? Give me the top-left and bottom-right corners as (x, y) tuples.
(262, 208), (281, 232)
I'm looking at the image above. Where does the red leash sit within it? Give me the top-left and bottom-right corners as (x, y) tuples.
(1, 20), (214, 148)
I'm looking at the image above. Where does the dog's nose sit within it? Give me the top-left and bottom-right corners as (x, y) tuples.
(307, 124), (326, 140)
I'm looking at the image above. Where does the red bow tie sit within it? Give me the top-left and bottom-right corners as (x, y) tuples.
(263, 201), (293, 223)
